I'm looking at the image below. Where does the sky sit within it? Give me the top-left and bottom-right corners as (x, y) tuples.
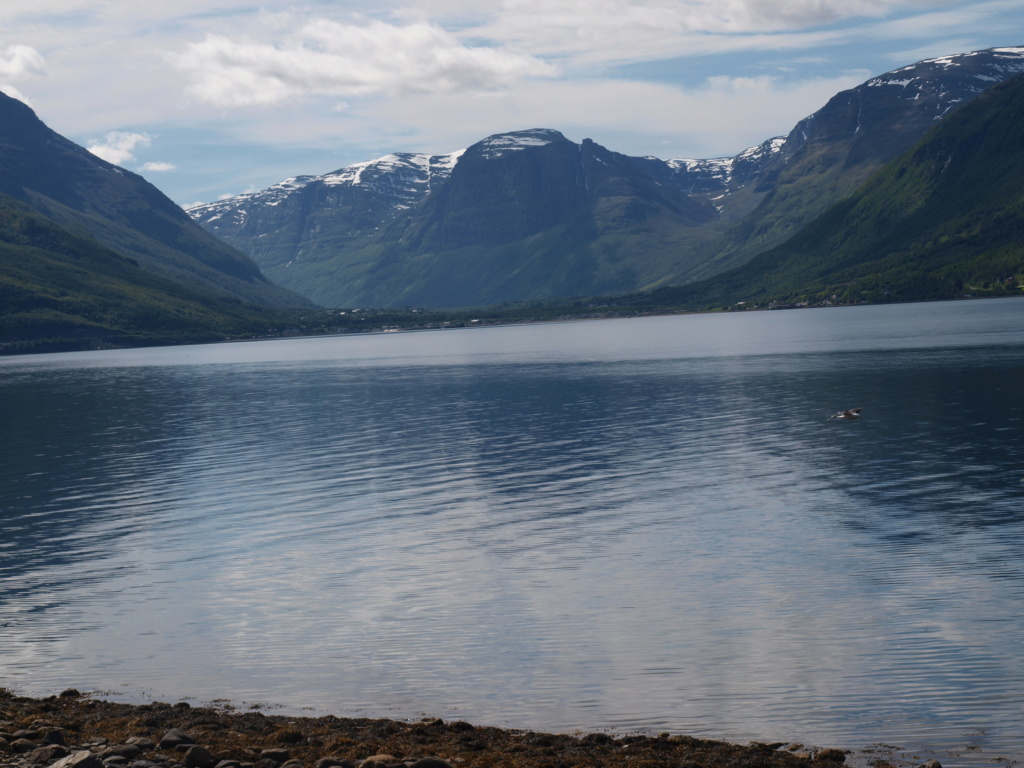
(1, 1), (1022, 207)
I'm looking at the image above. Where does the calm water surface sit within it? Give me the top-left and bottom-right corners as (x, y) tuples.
(2, 299), (1024, 766)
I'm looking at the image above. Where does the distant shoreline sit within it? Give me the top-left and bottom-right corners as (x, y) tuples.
(3, 293), (1022, 359)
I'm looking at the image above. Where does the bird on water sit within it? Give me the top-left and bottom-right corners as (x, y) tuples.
(828, 408), (863, 420)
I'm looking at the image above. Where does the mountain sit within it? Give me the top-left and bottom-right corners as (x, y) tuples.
(0, 195), (287, 354)
(192, 129), (722, 306)
(686, 45), (1024, 282)
(191, 150), (463, 281)
(646, 72), (1024, 309)
(189, 46), (1024, 308)
(0, 92), (307, 308)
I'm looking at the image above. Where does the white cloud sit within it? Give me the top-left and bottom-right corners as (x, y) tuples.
(357, 70), (870, 162)
(86, 131), (151, 165)
(0, 44), (46, 104)
(172, 18), (558, 107)
(728, 0), (960, 29)
(464, 0), (964, 63)
(2, 0), (1018, 204)
(0, 44), (47, 79)
(140, 161), (177, 172)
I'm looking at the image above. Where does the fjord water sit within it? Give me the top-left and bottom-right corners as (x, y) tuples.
(2, 299), (1024, 764)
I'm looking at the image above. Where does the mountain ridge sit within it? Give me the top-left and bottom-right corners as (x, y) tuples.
(185, 45), (1023, 308)
(642, 71), (1024, 309)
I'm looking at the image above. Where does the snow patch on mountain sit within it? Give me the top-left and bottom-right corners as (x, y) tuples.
(187, 149), (465, 225)
(867, 46), (1024, 93)
(475, 129), (566, 159)
(665, 135), (787, 192)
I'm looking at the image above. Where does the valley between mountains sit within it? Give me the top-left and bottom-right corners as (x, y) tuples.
(2, 46), (1024, 353)
(187, 46), (1024, 310)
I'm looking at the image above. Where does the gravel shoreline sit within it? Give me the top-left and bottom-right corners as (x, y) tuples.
(0, 689), (875, 768)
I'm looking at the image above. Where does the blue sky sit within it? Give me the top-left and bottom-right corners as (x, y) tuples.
(1, 0), (1022, 206)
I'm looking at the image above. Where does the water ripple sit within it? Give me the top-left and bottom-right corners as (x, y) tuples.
(2, 303), (1024, 765)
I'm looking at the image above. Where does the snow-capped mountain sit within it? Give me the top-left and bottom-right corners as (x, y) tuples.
(864, 46), (1024, 113)
(472, 128), (567, 159)
(655, 136), (789, 201)
(188, 150), (463, 261)
(187, 46), (1024, 308)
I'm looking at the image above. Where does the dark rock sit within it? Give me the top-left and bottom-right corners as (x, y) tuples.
(159, 732), (195, 750)
(408, 759), (453, 768)
(103, 745), (143, 760)
(447, 722), (473, 733)
(173, 704), (191, 710)
(815, 749), (847, 763)
(105, 756), (129, 765)
(59, 690), (82, 699)
(279, 761), (303, 768)
(581, 734), (612, 746)
(43, 730), (67, 746)
(130, 761), (163, 768)
(50, 751), (106, 768)
(315, 759), (354, 768)
(214, 761), (242, 768)
(30, 744), (70, 763)
(15, 730), (42, 741)
(184, 746), (217, 768)
(13, 738), (40, 753)
(258, 750), (290, 765)
(273, 732), (303, 746)
(921, 762), (942, 768)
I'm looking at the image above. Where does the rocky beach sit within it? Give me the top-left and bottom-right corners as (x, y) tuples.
(0, 690), (882, 768)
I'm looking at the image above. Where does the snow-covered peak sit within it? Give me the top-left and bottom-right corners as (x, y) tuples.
(321, 150), (464, 188)
(664, 135), (787, 190)
(736, 136), (787, 162)
(474, 129), (567, 159)
(187, 148), (466, 225)
(867, 46), (1024, 90)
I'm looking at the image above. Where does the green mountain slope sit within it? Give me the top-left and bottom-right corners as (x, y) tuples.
(651, 74), (1024, 309)
(0, 92), (307, 309)
(684, 48), (1024, 284)
(0, 196), (282, 354)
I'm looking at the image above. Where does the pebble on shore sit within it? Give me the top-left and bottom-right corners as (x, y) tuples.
(0, 689), (869, 768)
